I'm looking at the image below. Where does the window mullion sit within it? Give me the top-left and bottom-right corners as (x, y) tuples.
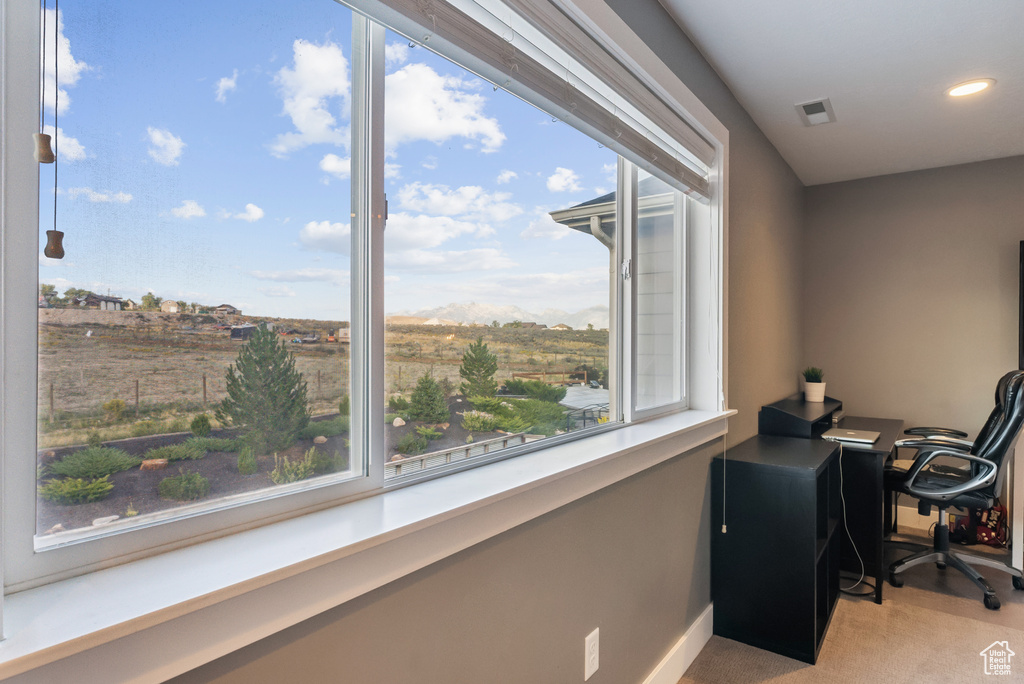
(351, 17), (387, 486)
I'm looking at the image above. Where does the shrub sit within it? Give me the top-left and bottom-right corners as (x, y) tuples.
(237, 447), (258, 475)
(188, 436), (241, 452)
(144, 440), (205, 462)
(158, 469), (211, 501)
(467, 396), (567, 435)
(388, 395), (410, 412)
(297, 415), (350, 440)
(384, 413), (401, 424)
(339, 394), (350, 416)
(308, 447), (345, 476)
(49, 446), (141, 479)
(503, 379), (566, 403)
(396, 432), (428, 455)
(409, 375), (450, 423)
(39, 476), (114, 504)
(461, 410), (498, 432)
(270, 449), (316, 484)
(215, 324), (310, 454)
(190, 413), (212, 437)
(458, 337), (498, 398)
(130, 420), (159, 437)
(103, 398), (127, 423)
(415, 425), (443, 440)
(86, 431), (104, 448)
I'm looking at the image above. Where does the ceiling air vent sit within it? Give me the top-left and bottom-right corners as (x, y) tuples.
(796, 98), (836, 126)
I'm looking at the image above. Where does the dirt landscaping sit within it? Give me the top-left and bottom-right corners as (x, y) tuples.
(37, 397), (511, 537)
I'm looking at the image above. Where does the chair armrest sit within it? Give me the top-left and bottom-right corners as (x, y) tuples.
(904, 426), (969, 439)
(895, 435), (975, 451)
(902, 449), (997, 501)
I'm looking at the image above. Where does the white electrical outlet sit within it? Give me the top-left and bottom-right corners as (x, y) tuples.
(584, 627), (599, 680)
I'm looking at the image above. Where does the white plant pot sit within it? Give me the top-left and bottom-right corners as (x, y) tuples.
(804, 381), (826, 403)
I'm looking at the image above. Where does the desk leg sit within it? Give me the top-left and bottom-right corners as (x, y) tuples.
(840, 449), (885, 604)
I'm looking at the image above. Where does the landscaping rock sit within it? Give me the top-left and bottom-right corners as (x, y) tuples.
(392, 417), (406, 427)
(141, 458), (169, 471)
(44, 524), (64, 535)
(92, 515), (119, 526)
(313, 436), (328, 444)
(389, 455), (404, 462)
(40, 450), (58, 466)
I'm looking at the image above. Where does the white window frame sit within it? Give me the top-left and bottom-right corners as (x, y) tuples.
(0, 2), (729, 671)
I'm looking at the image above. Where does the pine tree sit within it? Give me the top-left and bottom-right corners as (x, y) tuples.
(215, 324), (309, 454)
(458, 337), (498, 399)
(409, 374), (451, 423)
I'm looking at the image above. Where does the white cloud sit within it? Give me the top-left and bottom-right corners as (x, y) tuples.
(233, 203), (264, 222)
(270, 40), (350, 157)
(385, 163), (402, 179)
(396, 182), (522, 223)
(385, 63), (504, 154)
(67, 187), (132, 203)
(299, 220), (351, 253)
(147, 127), (185, 166)
(547, 167), (581, 192)
(521, 213), (573, 240)
(320, 153), (351, 180)
(249, 267), (348, 286)
(422, 156), (438, 170)
(257, 285), (296, 298)
(215, 69), (238, 103)
(385, 247), (515, 273)
(42, 9), (89, 115)
(171, 200), (205, 219)
(496, 170), (517, 184)
(385, 43), (410, 67)
(39, 256), (74, 269)
(602, 162), (617, 183)
(384, 212), (492, 251)
(44, 125), (86, 161)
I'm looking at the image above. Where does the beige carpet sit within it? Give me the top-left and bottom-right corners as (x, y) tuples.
(680, 594), (1024, 683)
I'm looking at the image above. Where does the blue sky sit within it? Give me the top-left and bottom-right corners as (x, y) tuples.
(38, 0), (614, 320)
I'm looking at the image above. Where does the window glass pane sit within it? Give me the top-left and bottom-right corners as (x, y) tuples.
(635, 169), (685, 411)
(36, 0), (357, 544)
(381, 31), (616, 479)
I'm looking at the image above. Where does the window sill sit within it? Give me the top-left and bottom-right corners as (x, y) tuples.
(0, 409), (731, 683)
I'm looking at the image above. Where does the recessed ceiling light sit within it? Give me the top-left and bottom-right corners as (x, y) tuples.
(947, 79), (995, 97)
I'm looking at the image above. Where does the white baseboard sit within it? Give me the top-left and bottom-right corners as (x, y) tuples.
(641, 602), (713, 684)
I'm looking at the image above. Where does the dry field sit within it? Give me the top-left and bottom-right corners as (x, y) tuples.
(36, 309), (608, 447)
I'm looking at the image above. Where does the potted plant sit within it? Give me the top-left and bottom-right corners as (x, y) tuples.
(802, 366), (826, 402)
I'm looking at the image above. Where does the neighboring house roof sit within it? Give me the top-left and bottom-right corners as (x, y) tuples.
(548, 175), (675, 248)
(84, 293), (123, 304)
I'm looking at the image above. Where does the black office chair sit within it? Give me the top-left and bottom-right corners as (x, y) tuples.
(887, 369), (1024, 610)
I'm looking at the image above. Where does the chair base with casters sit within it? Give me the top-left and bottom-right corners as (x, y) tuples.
(888, 502), (1023, 610)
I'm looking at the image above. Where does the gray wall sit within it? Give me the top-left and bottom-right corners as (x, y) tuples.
(176, 1), (806, 682)
(803, 156), (1024, 434)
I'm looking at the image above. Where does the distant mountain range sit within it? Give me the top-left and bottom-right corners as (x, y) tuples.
(389, 302), (609, 330)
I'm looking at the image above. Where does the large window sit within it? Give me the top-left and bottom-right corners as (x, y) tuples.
(2, 0), (722, 590)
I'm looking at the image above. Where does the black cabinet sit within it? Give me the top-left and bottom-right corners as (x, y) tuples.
(711, 435), (841, 664)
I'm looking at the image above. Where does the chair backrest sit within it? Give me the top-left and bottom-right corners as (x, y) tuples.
(970, 370), (1024, 496)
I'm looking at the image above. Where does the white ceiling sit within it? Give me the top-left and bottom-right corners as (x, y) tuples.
(657, 0), (1024, 185)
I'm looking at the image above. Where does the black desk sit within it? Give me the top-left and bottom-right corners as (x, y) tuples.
(829, 416), (903, 604)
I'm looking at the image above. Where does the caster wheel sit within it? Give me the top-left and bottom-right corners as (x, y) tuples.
(889, 571), (904, 588)
(936, 562), (946, 570)
(984, 594), (1001, 610)
(1013, 576), (1024, 591)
